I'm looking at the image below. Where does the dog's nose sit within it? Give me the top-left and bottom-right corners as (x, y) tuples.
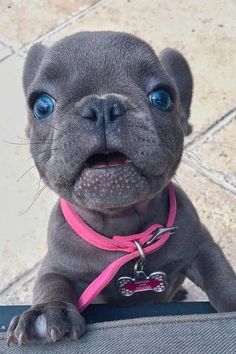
(81, 99), (126, 125)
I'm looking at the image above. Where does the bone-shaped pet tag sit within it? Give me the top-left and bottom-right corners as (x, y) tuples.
(117, 270), (167, 297)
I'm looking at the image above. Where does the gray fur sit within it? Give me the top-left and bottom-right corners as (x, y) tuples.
(7, 31), (236, 346)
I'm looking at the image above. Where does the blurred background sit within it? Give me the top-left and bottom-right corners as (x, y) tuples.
(0, 0), (235, 305)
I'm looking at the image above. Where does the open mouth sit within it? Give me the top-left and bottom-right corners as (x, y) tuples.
(84, 151), (131, 169)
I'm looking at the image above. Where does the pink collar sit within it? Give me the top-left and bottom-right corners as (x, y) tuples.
(60, 182), (177, 312)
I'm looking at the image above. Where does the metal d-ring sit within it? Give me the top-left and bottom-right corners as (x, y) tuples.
(134, 240), (146, 273)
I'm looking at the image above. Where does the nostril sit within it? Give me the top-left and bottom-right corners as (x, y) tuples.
(109, 102), (126, 121)
(81, 107), (97, 121)
(113, 102), (126, 116)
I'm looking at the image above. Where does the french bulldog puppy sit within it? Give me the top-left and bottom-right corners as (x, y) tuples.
(8, 31), (236, 346)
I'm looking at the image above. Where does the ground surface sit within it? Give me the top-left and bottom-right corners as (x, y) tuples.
(0, 0), (235, 305)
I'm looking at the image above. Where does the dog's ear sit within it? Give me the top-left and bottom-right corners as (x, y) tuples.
(159, 48), (193, 135)
(23, 43), (47, 95)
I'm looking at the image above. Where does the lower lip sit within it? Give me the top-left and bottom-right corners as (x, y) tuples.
(74, 162), (143, 199)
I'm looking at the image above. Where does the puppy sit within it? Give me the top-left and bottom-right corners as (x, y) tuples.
(7, 31), (236, 345)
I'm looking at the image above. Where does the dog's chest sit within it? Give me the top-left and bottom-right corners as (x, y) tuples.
(74, 250), (184, 304)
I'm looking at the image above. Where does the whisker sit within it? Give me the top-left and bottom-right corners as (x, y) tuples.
(37, 177), (42, 194)
(16, 163), (37, 182)
(2, 139), (32, 146)
(16, 135), (29, 141)
(42, 121), (67, 135)
(183, 150), (202, 166)
(19, 184), (47, 216)
(30, 148), (57, 159)
(172, 174), (184, 192)
(184, 149), (202, 164)
(2, 138), (57, 146)
(3, 140), (49, 146)
(16, 148), (57, 182)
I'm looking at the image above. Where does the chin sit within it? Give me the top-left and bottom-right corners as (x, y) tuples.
(72, 169), (167, 213)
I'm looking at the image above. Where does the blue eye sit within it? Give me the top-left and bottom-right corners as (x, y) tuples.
(149, 89), (173, 111)
(33, 94), (55, 120)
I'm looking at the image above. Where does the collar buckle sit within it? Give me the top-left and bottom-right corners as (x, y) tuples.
(146, 226), (177, 246)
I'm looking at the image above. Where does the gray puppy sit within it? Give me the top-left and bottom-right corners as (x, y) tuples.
(8, 31), (236, 346)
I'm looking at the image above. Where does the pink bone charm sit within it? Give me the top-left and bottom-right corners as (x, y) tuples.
(117, 271), (167, 297)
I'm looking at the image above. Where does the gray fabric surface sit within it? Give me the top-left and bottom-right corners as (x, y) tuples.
(1, 312), (235, 354)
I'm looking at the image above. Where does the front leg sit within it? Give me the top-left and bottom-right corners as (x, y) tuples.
(186, 226), (236, 312)
(7, 273), (85, 346)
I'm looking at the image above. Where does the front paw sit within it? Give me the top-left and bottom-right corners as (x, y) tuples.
(7, 301), (85, 346)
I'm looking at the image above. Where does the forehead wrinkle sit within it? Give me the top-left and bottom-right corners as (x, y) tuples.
(39, 51), (73, 82)
(45, 32), (159, 78)
(31, 34), (166, 100)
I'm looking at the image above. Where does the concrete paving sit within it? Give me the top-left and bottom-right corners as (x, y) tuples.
(0, 0), (235, 305)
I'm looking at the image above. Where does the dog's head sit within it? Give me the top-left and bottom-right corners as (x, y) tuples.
(23, 32), (193, 212)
